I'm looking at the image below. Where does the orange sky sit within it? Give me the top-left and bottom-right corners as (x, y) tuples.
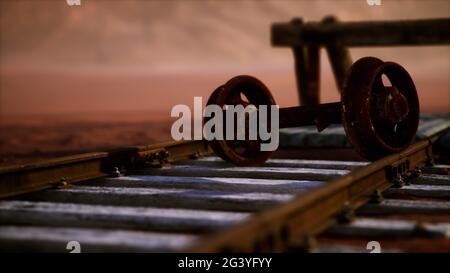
(1, 0), (449, 118)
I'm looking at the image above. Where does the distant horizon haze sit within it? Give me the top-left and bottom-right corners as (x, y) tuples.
(1, 0), (449, 118)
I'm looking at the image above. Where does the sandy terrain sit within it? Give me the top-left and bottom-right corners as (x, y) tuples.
(0, 111), (174, 166)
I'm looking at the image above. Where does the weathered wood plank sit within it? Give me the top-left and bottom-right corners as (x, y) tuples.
(18, 186), (295, 212)
(82, 175), (325, 194)
(132, 165), (348, 181)
(0, 200), (249, 232)
(412, 174), (450, 186)
(279, 125), (351, 148)
(421, 165), (449, 175)
(178, 157), (367, 170)
(0, 226), (197, 252)
(385, 185), (450, 199)
(325, 218), (450, 238)
(278, 117), (449, 148)
(357, 199), (450, 215)
(416, 119), (450, 140)
(317, 244), (401, 253)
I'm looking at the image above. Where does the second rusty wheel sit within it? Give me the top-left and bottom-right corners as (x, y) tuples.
(342, 57), (420, 161)
(204, 75), (277, 166)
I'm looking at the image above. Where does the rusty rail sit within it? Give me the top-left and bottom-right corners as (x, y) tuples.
(0, 123), (447, 252)
(187, 129), (447, 252)
(0, 140), (211, 199)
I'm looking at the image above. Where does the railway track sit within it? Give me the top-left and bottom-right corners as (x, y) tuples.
(0, 118), (448, 253)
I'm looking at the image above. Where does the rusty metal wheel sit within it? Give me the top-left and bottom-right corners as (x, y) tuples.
(204, 75), (277, 166)
(342, 57), (420, 161)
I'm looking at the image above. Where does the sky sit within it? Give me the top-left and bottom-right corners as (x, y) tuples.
(0, 0), (449, 118)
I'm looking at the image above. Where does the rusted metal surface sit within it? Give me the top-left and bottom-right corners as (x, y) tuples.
(205, 75), (276, 166)
(272, 18), (450, 47)
(279, 102), (341, 131)
(342, 57), (420, 160)
(0, 140), (211, 199)
(374, 86), (409, 125)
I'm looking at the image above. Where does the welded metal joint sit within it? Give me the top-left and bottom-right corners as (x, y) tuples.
(404, 167), (422, 184)
(375, 86), (409, 125)
(411, 167), (423, 179)
(139, 149), (171, 167)
(189, 152), (200, 159)
(369, 189), (384, 204)
(157, 150), (170, 165)
(392, 175), (405, 188)
(111, 167), (123, 177)
(386, 158), (410, 185)
(53, 177), (69, 189)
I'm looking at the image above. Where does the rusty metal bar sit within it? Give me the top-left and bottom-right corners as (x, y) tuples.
(186, 128), (448, 252)
(279, 102), (341, 131)
(219, 101), (341, 131)
(272, 18), (450, 47)
(0, 140), (211, 199)
(291, 18), (321, 106)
